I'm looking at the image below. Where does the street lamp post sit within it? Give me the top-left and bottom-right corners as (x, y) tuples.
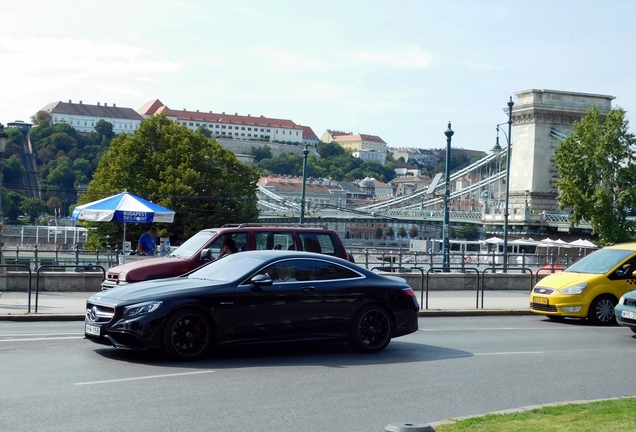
(0, 124), (8, 264)
(299, 143), (310, 224)
(491, 97), (514, 272)
(442, 122), (454, 271)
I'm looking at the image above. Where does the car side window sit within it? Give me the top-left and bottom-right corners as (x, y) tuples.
(210, 232), (248, 257)
(612, 257), (636, 279)
(255, 232), (295, 250)
(263, 260), (316, 282)
(299, 233), (337, 256)
(314, 261), (360, 280)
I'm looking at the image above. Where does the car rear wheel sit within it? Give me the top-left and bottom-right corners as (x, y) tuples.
(349, 305), (393, 353)
(587, 295), (617, 325)
(162, 308), (213, 361)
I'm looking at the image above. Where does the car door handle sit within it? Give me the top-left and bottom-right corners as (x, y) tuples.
(301, 286), (315, 291)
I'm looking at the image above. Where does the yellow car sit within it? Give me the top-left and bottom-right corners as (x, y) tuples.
(530, 243), (636, 325)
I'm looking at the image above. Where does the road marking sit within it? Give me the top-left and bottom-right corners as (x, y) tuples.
(75, 370), (216, 386)
(0, 333), (83, 337)
(0, 336), (84, 342)
(474, 351), (543, 356)
(419, 327), (592, 332)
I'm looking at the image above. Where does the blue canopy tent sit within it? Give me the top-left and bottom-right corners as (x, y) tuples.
(71, 191), (175, 253)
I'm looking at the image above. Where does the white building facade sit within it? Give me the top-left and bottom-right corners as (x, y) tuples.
(39, 100), (144, 133)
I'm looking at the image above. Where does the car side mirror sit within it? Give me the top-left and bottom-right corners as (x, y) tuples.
(250, 274), (273, 291)
(200, 249), (212, 261)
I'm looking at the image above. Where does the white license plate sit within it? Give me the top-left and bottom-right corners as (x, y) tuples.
(85, 324), (101, 336)
(621, 310), (636, 320)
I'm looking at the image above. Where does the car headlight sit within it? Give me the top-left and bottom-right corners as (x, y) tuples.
(123, 301), (163, 318)
(559, 283), (588, 295)
(619, 296), (625, 305)
(118, 271), (128, 282)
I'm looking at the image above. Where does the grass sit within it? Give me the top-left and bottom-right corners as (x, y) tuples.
(434, 397), (636, 431)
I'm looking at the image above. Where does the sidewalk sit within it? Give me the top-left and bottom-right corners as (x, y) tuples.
(0, 289), (533, 321)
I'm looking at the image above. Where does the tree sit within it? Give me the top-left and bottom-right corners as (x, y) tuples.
(30, 110), (52, 125)
(3, 155), (26, 188)
(397, 227), (407, 239)
(81, 114), (260, 247)
(555, 106), (636, 245)
(409, 225), (419, 238)
(251, 144), (272, 162)
(375, 227), (383, 239)
(94, 120), (115, 140)
(386, 226), (394, 239)
(19, 197), (49, 221)
(196, 125), (212, 138)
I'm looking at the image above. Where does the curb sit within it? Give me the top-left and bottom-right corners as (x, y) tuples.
(0, 314), (85, 322)
(0, 309), (534, 322)
(425, 395), (636, 429)
(418, 309), (533, 317)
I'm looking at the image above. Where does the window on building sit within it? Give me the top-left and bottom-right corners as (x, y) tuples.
(260, 128), (264, 132)
(267, 129), (270, 132)
(282, 131), (285, 135)
(208, 124), (213, 128)
(241, 133), (245, 136)
(234, 132), (238, 136)
(188, 123), (193, 126)
(196, 123), (200, 126)
(241, 127), (245, 130)
(216, 125), (220, 128)
(215, 131), (219, 134)
(248, 127), (252, 131)
(248, 134), (251, 137)
(296, 131), (299, 135)
(222, 126), (226, 129)
(234, 126), (239, 130)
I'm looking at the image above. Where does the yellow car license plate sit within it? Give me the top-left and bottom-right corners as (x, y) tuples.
(534, 297), (548, 305)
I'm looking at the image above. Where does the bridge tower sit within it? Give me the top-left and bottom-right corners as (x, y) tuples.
(508, 89), (614, 213)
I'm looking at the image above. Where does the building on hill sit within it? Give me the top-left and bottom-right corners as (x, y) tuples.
(300, 125), (319, 146)
(390, 175), (432, 197)
(259, 176), (347, 209)
(138, 99), (308, 144)
(320, 129), (350, 143)
(351, 148), (386, 165)
(38, 100), (143, 133)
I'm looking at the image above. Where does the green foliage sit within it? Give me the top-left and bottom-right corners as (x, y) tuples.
(4, 128), (23, 158)
(375, 227), (383, 239)
(386, 226), (394, 239)
(256, 142), (395, 183)
(3, 155), (26, 188)
(555, 106), (636, 245)
(454, 225), (480, 241)
(26, 119), (114, 213)
(196, 125), (212, 138)
(19, 197), (49, 222)
(94, 120), (115, 139)
(30, 110), (52, 125)
(81, 114), (260, 247)
(409, 225), (418, 238)
(397, 227), (407, 238)
(251, 144), (272, 162)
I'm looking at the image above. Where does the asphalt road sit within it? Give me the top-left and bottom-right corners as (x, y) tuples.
(2, 316), (636, 432)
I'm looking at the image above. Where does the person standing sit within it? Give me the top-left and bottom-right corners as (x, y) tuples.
(137, 226), (158, 255)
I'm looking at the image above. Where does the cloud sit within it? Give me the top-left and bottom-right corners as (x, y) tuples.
(0, 37), (182, 81)
(350, 46), (433, 69)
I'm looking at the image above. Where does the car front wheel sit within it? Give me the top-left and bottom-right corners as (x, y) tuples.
(162, 308), (213, 361)
(587, 295), (617, 326)
(349, 305), (393, 353)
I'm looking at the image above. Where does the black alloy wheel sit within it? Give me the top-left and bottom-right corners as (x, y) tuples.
(587, 295), (617, 325)
(349, 305), (393, 353)
(162, 308), (212, 361)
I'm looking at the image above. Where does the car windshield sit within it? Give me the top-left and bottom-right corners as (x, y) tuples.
(169, 231), (217, 259)
(564, 248), (634, 274)
(186, 254), (267, 282)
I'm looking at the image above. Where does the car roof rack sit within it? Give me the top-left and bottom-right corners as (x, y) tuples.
(221, 223), (328, 229)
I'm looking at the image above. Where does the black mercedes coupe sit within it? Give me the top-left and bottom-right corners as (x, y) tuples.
(85, 251), (419, 361)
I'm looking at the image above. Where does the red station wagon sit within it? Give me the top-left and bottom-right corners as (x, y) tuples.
(101, 224), (352, 289)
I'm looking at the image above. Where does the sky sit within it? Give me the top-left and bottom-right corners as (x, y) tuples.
(2, 0), (636, 152)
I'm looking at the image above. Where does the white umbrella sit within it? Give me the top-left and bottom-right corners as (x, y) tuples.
(71, 191), (175, 252)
